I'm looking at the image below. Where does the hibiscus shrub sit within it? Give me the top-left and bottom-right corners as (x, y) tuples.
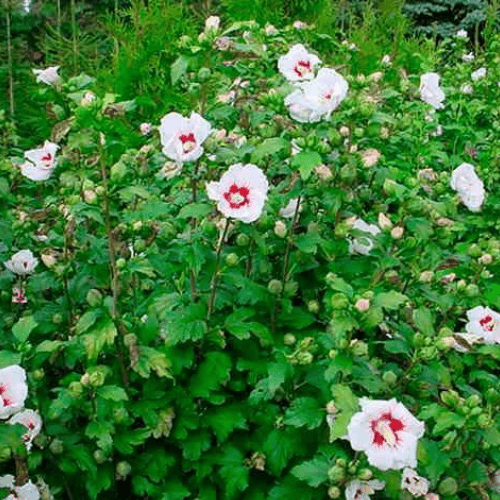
(2, 18), (500, 500)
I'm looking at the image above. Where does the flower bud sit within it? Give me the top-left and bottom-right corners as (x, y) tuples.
(382, 371), (398, 385)
(49, 439), (64, 454)
(116, 461), (132, 478)
(358, 469), (373, 480)
(236, 233), (250, 246)
(328, 486), (341, 499)
(339, 126), (350, 137)
(424, 494), (439, 500)
(296, 352), (313, 365)
(479, 254), (493, 265)
(354, 298), (370, 312)
(68, 381), (83, 397)
(378, 213), (392, 230)
(330, 293), (349, 310)
(419, 271), (434, 283)
(274, 220), (287, 238)
(465, 284), (479, 297)
(441, 390), (460, 407)
(140, 123), (152, 135)
(468, 244), (482, 257)
(328, 465), (345, 482)
(283, 334), (296, 346)
(438, 477), (457, 496)
(94, 450), (106, 464)
(467, 394), (481, 407)
(456, 279), (467, 290)
(351, 339), (369, 357)
(80, 373), (90, 386)
(225, 253), (239, 267)
(391, 226), (404, 239)
(86, 288), (103, 307)
(268, 279), (283, 295)
(89, 371), (105, 388)
(326, 401), (337, 414)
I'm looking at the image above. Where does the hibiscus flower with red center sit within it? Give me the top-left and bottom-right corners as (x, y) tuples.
(207, 164), (269, 223)
(347, 398), (425, 471)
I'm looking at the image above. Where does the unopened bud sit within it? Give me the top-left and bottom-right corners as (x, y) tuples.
(419, 271), (434, 283)
(355, 298), (370, 312)
(274, 220), (287, 238)
(391, 226), (404, 239)
(326, 401), (337, 414)
(479, 254), (493, 265)
(378, 213), (392, 230)
(339, 126), (350, 137)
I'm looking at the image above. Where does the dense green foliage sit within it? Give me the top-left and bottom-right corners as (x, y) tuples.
(3, 3), (500, 500)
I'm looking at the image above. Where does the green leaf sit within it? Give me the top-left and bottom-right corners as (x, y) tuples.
(250, 138), (289, 163)
(263, 429), (297, 475)
(0, 351), (21, 368)
(177, 203), (212, 220)
(171, 56), (189, 85)
(190, 352), (232, 398)
(76, 310), (101, 334)
(218, 447), (250, 499)
(160, 480), (190, 500)
(328, 385), (359, 441)
(268, 477), (315, 500)
(284, 397), (324, 430)
(12, 316), (38, 343)
(97, 385), (129, 402)
(81, 319), (117, 360)
(291, 151), (322, 181)
(205, 404), (247, 443)
(291, 456), (330, 487)
(327, 276), (354, 298)
(413, 307), (434, 336)
(469, 460), (489, 484)
(373, 291), (408, 310)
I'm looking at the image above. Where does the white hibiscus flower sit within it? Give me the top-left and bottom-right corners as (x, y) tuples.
(32, 66), (60, 85)
(462, 52), (474, 63)
(456, 29), (468, 38)
(450, 163), (485, 212)
(349, 219), (381, 255)
(464, 306), (500, 344)
(346, 398), (425, 471)
(471, 67), (487, 81)
(0, 365), (28, 419)
(401, 468), (430, 496)
(9, 409), (42, 451)
(284, 68), (348, 123)
(4, 250), (39, 276)
(0, 476), (39, 500)
(160, 112), (212, 164)
(207, 164), (269, 223)
(345, 479), (385, 500)
(21, 141), (59, 181)
(205, 15), (220, 31)
(420, 73), (445, 109)
(277, 44), (321, 82)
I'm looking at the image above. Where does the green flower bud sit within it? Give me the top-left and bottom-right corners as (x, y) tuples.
(94, 450), (106, 464)
(236, 233), (250, 246)
(478, 414), (491, 428)
(268, 279), (283, 295)
(113, 407), (129, 424)
(225, 253), (239, 267)
(465, 284), (479, 297)
(68, 381), (83, 397)
(351, 340), (369, 357)
(296, 352), (313, 365)
(340, 164), (357, 183)
(441, 390), (460, 407)
(86, 289), (103, 307)
(327, 486), (341, 499)
(283, 334), (296, 346)
(336, 458), (347, 468)
(116, 461), (132, 478)
(89, 371), (105, 388)
(49, 439), (64, 454)
(357, 468), (373, 480)
(467, 394), (481, 407)
(328, 465), (345, 482)
(438, 477), (458, 496)
(32, 369), (44, 380)
(116, 258), (126, 269)
(201, 220), (217, 237)
(284, 281), (298, 297)
(382, 371), (397, 385)
(198, 67), (211, 81)
(52, 313), (63, 324)
(438, 327), (453, 337)
(95, 186), (105, 197)
(468, 244), (482, 257)
(330, 293), (349, 310)
(307, 300), (320, 313)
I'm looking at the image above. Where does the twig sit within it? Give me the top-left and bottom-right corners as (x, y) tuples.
(207, 219), (230, 320)
(281, 195), (302, 286)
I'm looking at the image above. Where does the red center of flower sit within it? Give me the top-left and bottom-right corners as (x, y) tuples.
(480, 315), (495, 332)
(179, 132), (197, 153)
(0, 385), (4, 395)
(293, 60), (312, 77)
(40, 153), (52, 166)
(223, 184), (250, 209)
(28, 422), (36, 430)
(371, 412), (404, 446)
